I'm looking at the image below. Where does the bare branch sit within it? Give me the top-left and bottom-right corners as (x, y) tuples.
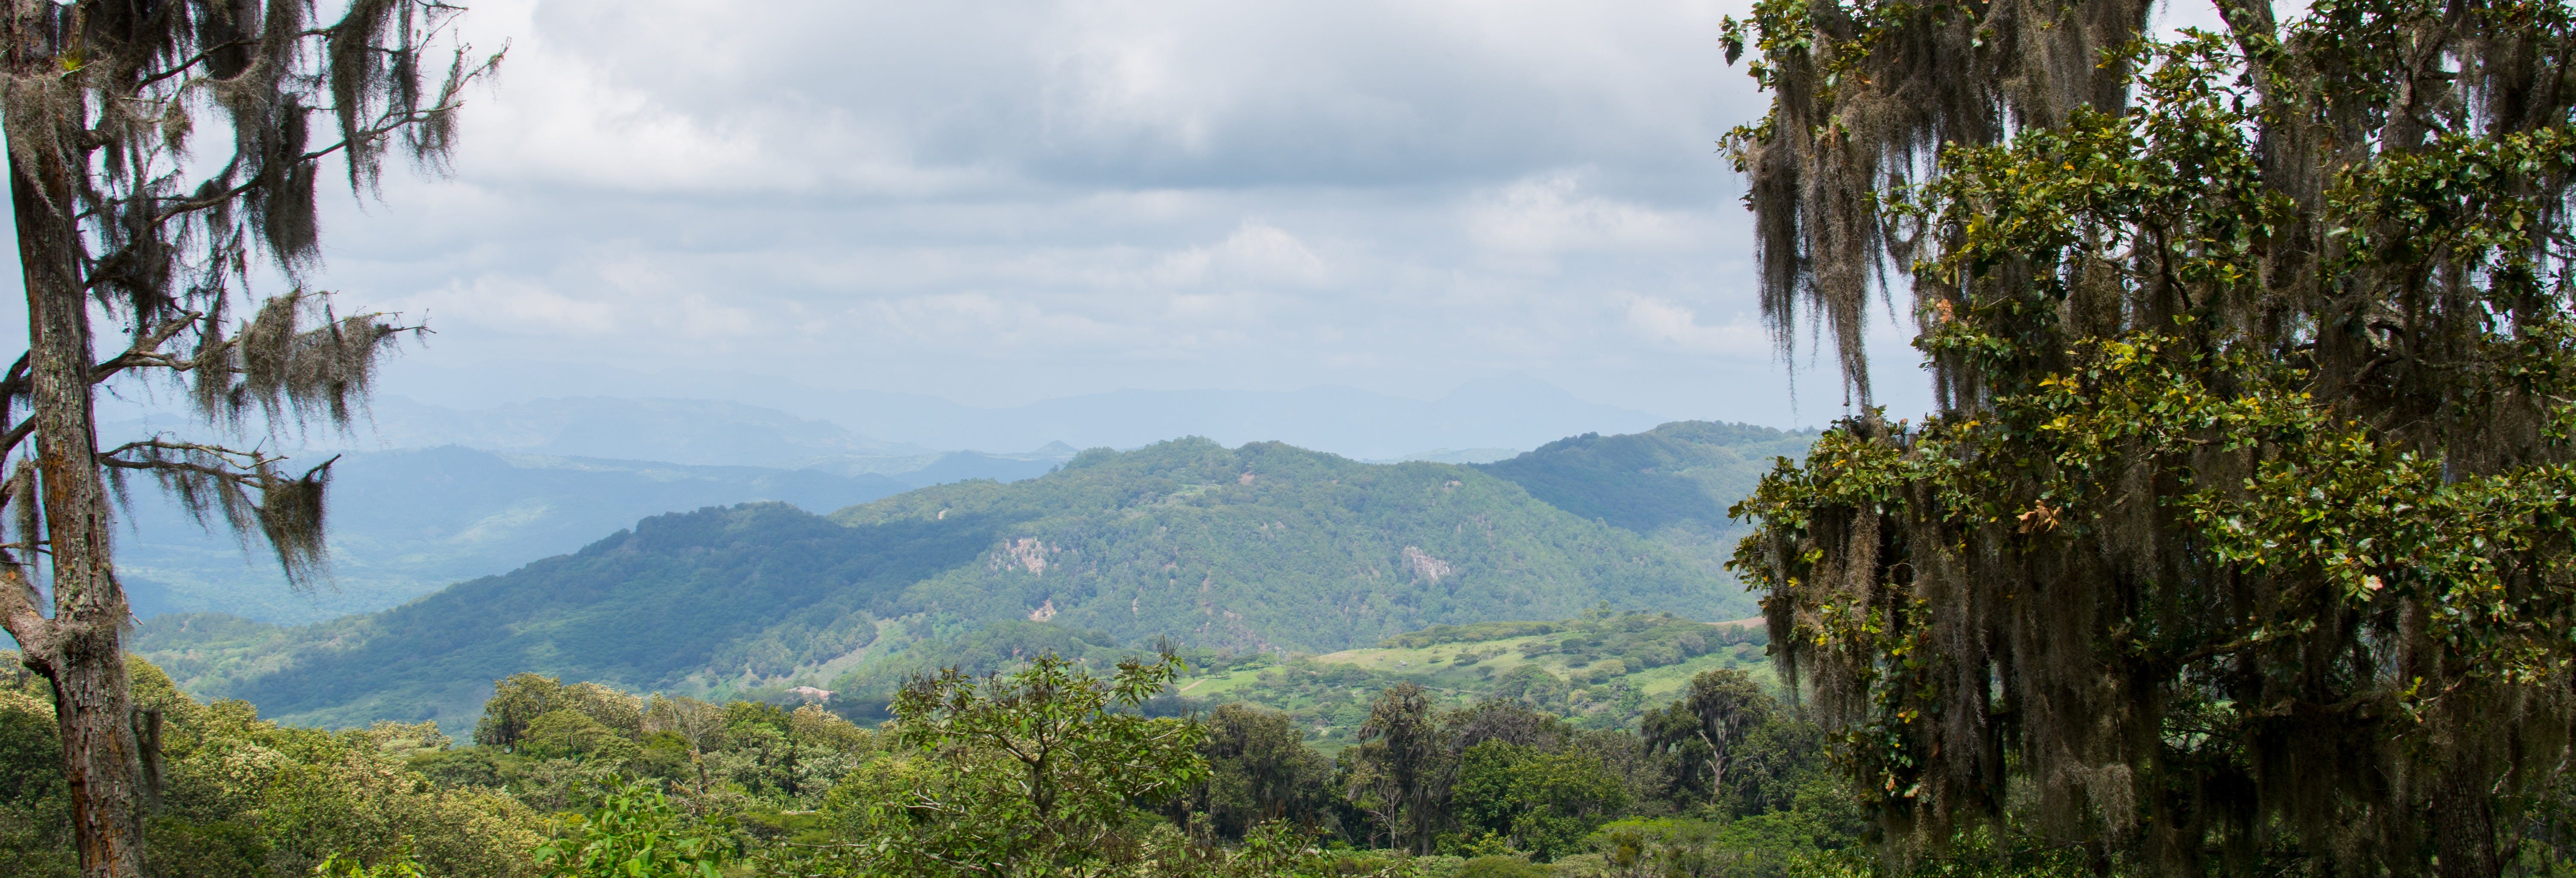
(133, 39), (258, 90)
(0, 565), (50, 663)
(89, 311), (211, 384)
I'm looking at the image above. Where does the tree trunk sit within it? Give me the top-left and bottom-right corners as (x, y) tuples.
(2432, 749), (2501, 878)
(2, 137), (148, 878)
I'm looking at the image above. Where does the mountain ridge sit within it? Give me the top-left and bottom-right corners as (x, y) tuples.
(128, 421), (1811, 733)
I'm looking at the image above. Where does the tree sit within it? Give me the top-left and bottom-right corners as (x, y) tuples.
(533, 780), (736, 878)
(1448, 740), (1627, 860)
(0, 3), (495, 876)
(1642, 669), (1771, 808)
(811, 650), (1208, 876)
(1184, 702), (1334, 839)
(1723, 0), (2576, 872)
(1351, 682), (1446, 854)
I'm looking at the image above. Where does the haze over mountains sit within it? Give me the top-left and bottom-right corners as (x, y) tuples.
(328, 368), (1674, 462)
(79, 376), (1704, 625)
(130, 421), (1813, 732)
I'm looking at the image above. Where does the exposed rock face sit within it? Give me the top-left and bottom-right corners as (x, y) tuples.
(1400, 546), (1452, 584)
(996, 538), (1051, 575)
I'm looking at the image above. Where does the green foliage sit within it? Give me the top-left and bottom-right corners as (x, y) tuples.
(315, 840), (428, 878)
(781, 651), (1210, 876)
(1449, 741), (1628, 860)
(1379, 621), (1563, 650)
(1477, 422), (1815, 538)
(533, 780), (738, 878)
(0, 633), (1864, 878)
(1640, 670), (1770, 806)
(0, 654), (541, 878)
(1177, 612), (1771, 744)
(840, 437), (1754, 653)
(1723, 0), (2576, 869)
(1179, 703), (1339, 839)
(139, 501), (965, 731)
(1456, 855), (1549, 878)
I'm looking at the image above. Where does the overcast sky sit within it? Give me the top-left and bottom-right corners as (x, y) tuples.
(124, 0), (2142, 429)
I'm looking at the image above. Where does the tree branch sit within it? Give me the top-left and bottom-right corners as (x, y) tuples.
(99, 438), (278, 476)
(148, 103), (471, 227)
(0, 565), (50, 662)
(88, 312), (210, 385)
(132, 39), (255, 90)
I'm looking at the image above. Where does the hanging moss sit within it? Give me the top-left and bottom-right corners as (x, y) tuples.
(1725, 0), (2576, 872)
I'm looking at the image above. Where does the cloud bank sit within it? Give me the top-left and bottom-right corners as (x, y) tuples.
(129, 0), (1950, 431)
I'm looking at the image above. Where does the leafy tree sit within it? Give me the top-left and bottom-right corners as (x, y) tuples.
(315, 839), (427, 878)
(517, 710), (640, 764)
(474, 674), (644, 751)
(0, 653), (540, 878)
(532, 780), (735, 878)
(1181, 702), (1336, 839)
(1448, 741), (1627, 860)
(1642, 669), (1771, 808)
(1723, 0), (2576, 871)
(0, 3), (496, 875)
(800, 650), (1208, 877)
(1351, 682), (1447, 854)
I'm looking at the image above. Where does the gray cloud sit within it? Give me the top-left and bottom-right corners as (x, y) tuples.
(96, 0), (1944, 433)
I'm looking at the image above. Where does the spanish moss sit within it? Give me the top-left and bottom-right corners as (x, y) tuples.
(1727, 0), (2576, 872)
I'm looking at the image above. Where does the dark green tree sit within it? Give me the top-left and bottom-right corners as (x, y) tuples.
(1448, 740), (1627, 860)
(1184, 702), (1335, 839)
(0, 3), (495, 875)
(1642, 669), (1771, 808)
(1724, 0), (2576, 872)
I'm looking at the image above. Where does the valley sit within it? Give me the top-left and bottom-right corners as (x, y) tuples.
(124, 420), (1811, 733)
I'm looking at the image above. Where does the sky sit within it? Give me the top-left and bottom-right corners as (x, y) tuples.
(242, 0), (1959, 429)
(67, 0), (2315, 435)
(30, 0), (2266, 437)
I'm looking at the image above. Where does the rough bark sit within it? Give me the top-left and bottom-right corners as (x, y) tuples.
(2, 136), (146, 878)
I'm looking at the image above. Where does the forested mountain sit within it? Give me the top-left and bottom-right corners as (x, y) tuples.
(1477, 421), (1814, 536)
(130, 423), (1807, 732)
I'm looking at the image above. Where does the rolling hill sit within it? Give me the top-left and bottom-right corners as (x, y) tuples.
(129, 422), (1812, 732)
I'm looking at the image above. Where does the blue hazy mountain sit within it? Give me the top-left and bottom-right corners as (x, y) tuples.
(365, 365), (1671, 461)
(112, 447), (1011, 624)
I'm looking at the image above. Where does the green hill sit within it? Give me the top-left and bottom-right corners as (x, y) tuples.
(1476, 420), (1815, 538)
(130, 423), (1810, 731)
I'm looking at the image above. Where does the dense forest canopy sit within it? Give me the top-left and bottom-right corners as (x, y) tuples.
(1724, 0), (2576, 872)
(0, 645), (1908, 878)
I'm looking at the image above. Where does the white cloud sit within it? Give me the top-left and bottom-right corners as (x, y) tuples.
(1151, 222), (1330, 287)
(1618, 293), (1765, 355)
(1468, 171), (1701, 256)
(407, 276), (625, 338)
(249, 0), (1918, 424)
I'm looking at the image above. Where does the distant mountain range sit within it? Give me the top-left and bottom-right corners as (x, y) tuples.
(259, 382), (1620, 471)
(128, 421), (1814, 732)
(341, 367), (1673, 461)
(82, 377), (1673, 624)
(111, 444), (1078, 624)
